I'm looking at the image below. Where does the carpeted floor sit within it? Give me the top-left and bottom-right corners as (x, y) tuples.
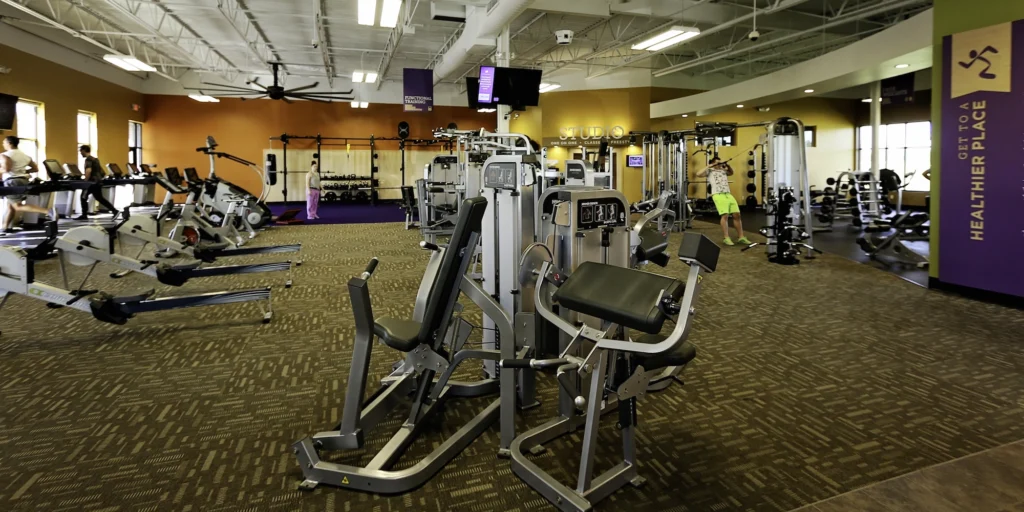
(0, 220), (1022, 512)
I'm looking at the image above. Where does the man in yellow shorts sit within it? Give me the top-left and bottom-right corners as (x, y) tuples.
(696, 157), (750, 246)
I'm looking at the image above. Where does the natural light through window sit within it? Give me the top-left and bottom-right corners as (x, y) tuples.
(857, 122), (931, 192)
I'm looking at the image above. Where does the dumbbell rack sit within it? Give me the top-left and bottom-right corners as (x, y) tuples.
(320, 174), (379, 204)
(835, 171), (888, 230)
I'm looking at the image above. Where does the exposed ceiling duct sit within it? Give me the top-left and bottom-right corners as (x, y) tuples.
(430, 0), (533, 84)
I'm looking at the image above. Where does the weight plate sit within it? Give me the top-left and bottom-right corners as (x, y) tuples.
(518, 243), (554, 288)
(747, 170), (757, 178)
(745, 183), (757, 193)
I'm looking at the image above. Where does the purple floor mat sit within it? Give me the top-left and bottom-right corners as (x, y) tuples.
(268, 202), (406, 225)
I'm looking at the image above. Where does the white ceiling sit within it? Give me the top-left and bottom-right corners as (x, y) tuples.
(0, 0), (934, 103)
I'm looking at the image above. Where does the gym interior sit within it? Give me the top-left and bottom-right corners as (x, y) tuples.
(1, 1), (1022, 511)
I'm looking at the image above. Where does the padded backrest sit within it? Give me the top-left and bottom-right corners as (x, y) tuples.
(165, 167), (184, 186)
(184, 167), (202, 183)
(401, 186), (416, 205)
(879, 168), (900, 193)
(677, 232), (720, 273)
(416, 196), (487, 343)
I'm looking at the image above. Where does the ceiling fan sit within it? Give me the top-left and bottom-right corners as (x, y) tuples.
(186, 62), (354, 103)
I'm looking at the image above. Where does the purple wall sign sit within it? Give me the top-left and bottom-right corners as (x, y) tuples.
(940, 19), (1024, 297)
(627, 155), (645, 167)
(478, 66), (495, 104)
(403, 68), (434, 112)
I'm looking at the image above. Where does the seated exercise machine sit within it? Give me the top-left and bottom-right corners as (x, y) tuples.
(0, 221), (274, 336)
(56, 213), (295, 288)
(293, 197), (520, 492)
(162, 167), (257, 248)
(856, 168), (929, 268)
(501, 232), (719, 512)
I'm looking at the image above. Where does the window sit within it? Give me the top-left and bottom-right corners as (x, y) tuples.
(77, 111), (97, 156)
(857, 122), (931, 192)
(129, 121), (142, 165)
(804, 126), (817, 148)
(15, 99), (45, 164)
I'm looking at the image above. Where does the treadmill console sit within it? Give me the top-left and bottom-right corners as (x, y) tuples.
(62, 163), (82, 178)
(42, 159), (65, 180)
(165, 167), (184, 186)
(184, 167), (202, 183)
(107, 163), (125, 178)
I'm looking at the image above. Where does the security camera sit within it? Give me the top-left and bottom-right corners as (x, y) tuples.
(555, 30), (574, 46)
(748, 30), (760, 42)
(312, 38), (320, 49)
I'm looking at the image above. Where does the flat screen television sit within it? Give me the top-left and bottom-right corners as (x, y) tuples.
(0, 93), (17, 131)
(491, 67), (542, 108)
(466, 77), (497, 109)
(477, 66), (496, 104)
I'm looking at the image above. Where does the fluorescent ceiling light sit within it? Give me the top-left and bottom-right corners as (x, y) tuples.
(681, 114), (688, 118)
(862, 98), (881, 103)
(351, 101), (360, 108)
(365, 72), (378, 83)
(188, 94), (219, 103)
(632, 26), (701, 51)
(804, 89), (814, 93)
(736, 104), (744, 108)
(352, 71), (365, 83)
(360, 101), (369, 108)
(539, 83), (561, 93)
(477, 108), (496, 113)
(380, 0), (401, 28)
(647, 30), (702, 52)
(358, 0), (376, 25)
(104, 54), (155, 72)
(895, 63), (910, 69)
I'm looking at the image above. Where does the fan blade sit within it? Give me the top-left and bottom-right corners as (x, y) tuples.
(293, 94), (351, 102)
(283, 98), (294, 104)
(295, 90), (354, 96)
(286, 94), (329, 103)
(199, 81), (252, 91)
(283, 83), (320, 94)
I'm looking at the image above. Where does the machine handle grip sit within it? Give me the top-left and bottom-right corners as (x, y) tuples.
(419, 241), (440, 252)
(499, 359), (533, 369)
(362, 257), (379, 278)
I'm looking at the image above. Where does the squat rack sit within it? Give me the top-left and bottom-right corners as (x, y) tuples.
(268, 133), (448, 203)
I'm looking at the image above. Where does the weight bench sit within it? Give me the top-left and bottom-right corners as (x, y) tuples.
(503, 232), (719, 512)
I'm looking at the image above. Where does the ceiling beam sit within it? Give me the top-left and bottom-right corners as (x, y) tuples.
(314, 0), (333, 87)
(586, 0), (814, 79)
(217, 0), (279, 72)
(652, 0), (927, 77)
(98, 0), (239, 81)
(0, 0), (180, 81)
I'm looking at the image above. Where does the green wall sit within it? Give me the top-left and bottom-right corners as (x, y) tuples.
(930, 0), (1024, 277)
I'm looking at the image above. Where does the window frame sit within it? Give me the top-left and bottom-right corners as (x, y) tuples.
(856, 121), (932, 192)
(14, 99), (45, 164)
(128, 121), (143, 166)
(77, 110), (98, 155)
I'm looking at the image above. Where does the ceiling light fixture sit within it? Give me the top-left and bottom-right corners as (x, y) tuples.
(736, 104), (744, 108)
(862, 98), (881, 103)
(104, 54), (155, 72)
(352, 71), (365, 83)
(365, 72), (378, 83)
(351, 100), (360, 108)
(631, 26), (701, 52)
(539, 83), (561, 93)
(358, 0), (376, 26)
(477, 108), (496, 113)
(682, 114), (688, 117)
(380, 0), (401, 28)
(804, 89), (814, 93)
(360, 101), (369, 108)
(188, 94), (219, 103)
(895, 63), (910, 69)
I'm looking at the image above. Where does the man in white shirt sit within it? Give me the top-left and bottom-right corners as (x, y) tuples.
(306, 160), (321, 220)
(2, 136), (50, 234)
(696, 156), (749, 246)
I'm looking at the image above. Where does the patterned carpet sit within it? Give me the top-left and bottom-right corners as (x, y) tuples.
(0, 220), (1022, 512)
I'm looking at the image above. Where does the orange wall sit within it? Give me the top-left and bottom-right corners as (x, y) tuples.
(0, 44), (144, 166)
(142, 95), (496, 198)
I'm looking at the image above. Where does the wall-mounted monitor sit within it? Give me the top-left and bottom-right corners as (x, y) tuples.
(477, 66), (495, 104)
(0, 93), (17, 131)
(491, 67), (542, 108)
(466, 77), (496, 109)
(627, 155), (645, 168)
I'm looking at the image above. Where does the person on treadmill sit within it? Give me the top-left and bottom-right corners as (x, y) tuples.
(76, 145), (118, 221)
(696, 156), (750, 246)
(2, 138), (52, 235)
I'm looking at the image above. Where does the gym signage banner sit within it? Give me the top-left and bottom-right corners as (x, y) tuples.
(403, 68), (433, 112)
(881, 73), (914, 105)
(939, 19), (1024, 297)
(543, 125), (630, 147)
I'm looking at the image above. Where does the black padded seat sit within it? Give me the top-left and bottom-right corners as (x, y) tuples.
(553, 262), (684, 334)
(373, 318), (423, 353)
(632, 334), (696, 370)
